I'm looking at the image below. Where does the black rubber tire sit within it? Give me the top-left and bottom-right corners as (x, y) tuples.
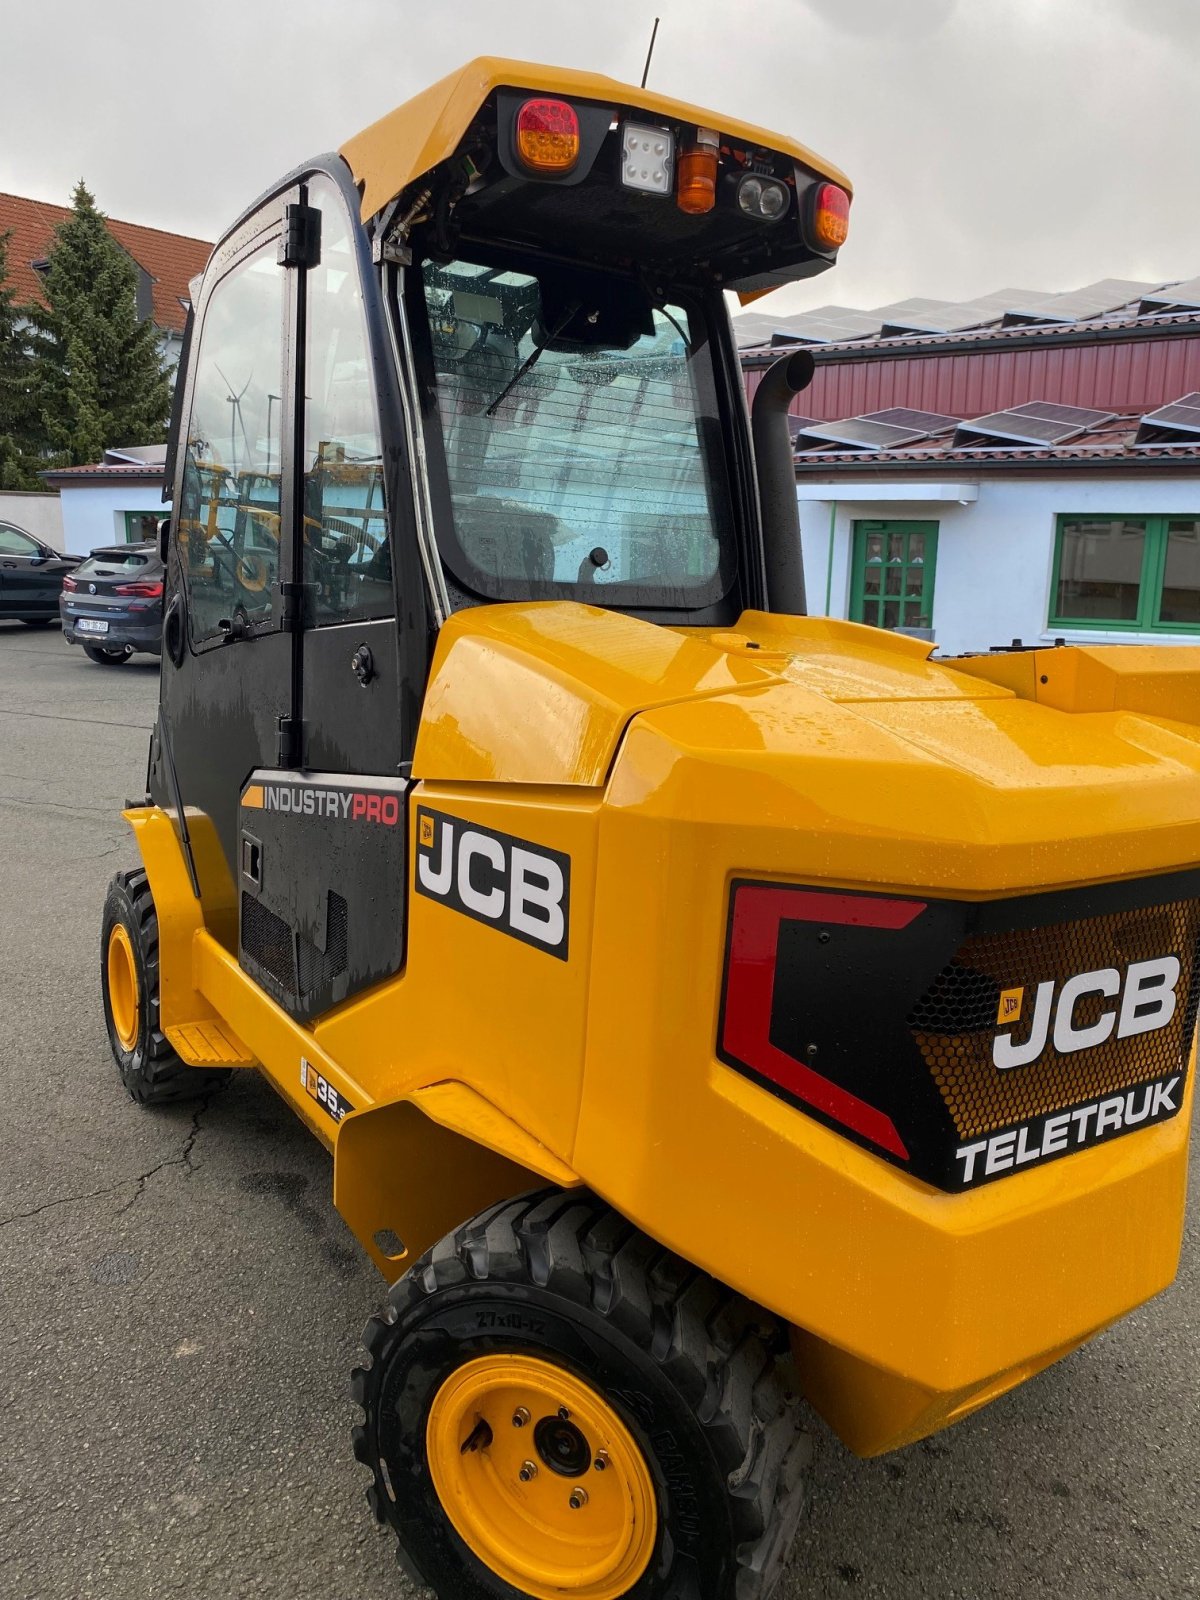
(84, 643), (132, 664)
(20, 617), (54, 627)
(101, 869), (230, 1104)
(351, 1189), (811, 1600)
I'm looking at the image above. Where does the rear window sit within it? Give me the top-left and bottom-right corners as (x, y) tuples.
(76, 552), (151, 577)
(418, 257), (736, 612)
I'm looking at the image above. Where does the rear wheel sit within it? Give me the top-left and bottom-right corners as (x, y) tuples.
(101, 870), (230, 1103)
(352, 1190), (811, 1600)
(84, 643), (132, 664)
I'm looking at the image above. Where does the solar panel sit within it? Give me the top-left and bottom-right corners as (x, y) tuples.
(875, 300), (1008, 337)
(863, 408), (958, 434)
(1139, 279), (1200, 315)
(1012, 401), (1114, 427)
(1001, 280), (1154, 328)
(954, 400), (1114, 447)
(787, 416), (819, 441)
(1135, 394), (1200, 443)
(795, 418), (925, 451)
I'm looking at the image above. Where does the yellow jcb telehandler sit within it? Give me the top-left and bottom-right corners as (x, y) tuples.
(101, 56), (1199, 1600)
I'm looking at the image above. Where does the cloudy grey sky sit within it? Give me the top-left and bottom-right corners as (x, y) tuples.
(3, 0), (1198, 316)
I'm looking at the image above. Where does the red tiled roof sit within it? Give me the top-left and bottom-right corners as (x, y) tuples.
(0, 191), (211, 335)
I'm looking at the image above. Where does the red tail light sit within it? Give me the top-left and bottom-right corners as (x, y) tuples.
(515, 98), (580, 173)
(811, 182), (850, 251)
(115, 580), (163, 598)
(61, 575), (77, 592)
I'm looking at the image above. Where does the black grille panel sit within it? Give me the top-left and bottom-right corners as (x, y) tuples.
(296, 892), (348, 997)
(241, 892), (295, 994)
(910, 899), (1200, 1140)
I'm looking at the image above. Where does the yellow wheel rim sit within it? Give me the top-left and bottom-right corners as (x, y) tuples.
(426, 1354), (658, 1600)
(107, 923), (140, 1052)
(236, 552), (269, 593)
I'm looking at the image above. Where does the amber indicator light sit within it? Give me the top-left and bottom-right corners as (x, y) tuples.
(812, 182), (850, 250)
(676, 127), (719, 215)
(515, 98), (581, 173)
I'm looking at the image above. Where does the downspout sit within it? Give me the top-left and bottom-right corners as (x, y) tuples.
(823, 499), (838, 616)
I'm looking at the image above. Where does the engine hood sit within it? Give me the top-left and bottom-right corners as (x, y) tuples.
(414, 602), (1200, 888)
(413, 603), (1006, 787)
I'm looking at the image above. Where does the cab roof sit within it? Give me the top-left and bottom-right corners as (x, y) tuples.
(339, 55), (852, 224)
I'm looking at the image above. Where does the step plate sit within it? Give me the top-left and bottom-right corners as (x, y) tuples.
(167, 1020), (255, 1068)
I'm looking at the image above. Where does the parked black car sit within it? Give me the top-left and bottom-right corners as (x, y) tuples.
(0, 521), (80, 622)
(60, 542), (164, 664)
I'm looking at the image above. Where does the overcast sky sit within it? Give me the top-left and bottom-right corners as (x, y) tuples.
(4, 0), (1199, 317)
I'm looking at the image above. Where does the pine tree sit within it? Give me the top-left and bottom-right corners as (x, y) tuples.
(29, 182), (171, 466)
(0, 228), (40, 490)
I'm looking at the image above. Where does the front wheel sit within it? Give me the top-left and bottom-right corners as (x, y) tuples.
(101, 870), (230, 1103)
(352, 1191), (811, 1600)
(84, 643), (132, 664)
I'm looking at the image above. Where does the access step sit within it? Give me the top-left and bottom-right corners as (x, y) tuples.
(166, 1019), (256, 1069)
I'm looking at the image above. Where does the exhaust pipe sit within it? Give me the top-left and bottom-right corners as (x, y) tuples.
(751, 349), (815, 615)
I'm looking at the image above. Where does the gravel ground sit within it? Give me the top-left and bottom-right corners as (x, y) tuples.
(0, 619), (1196, 1599)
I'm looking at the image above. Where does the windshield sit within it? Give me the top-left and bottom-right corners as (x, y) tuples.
(418, 257), (735, 610)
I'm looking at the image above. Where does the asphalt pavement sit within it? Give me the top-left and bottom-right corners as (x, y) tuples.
(0, 619), (1197, 1600)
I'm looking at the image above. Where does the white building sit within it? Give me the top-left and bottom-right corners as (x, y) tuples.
(41, 447), (168, 555)
(739, 275), (1200, 659)
(796, 463), (1200, 658)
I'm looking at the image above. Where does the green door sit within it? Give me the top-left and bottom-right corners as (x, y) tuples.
(850, 520), (938, 632)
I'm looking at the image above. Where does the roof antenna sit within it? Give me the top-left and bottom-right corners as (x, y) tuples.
(641, 17), (660, 88)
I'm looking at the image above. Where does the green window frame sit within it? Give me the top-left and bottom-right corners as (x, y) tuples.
(122, 510), (166, 544)
(1049, 514), (1200, 633)
(849, 520), (938, 632)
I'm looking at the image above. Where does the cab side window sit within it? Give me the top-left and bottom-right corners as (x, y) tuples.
(178, 244), (286, 645)
(0, 526), (39, 556)
(302, 176), (392, 625)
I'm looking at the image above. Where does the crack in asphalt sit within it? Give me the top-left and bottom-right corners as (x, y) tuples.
(0, 792), (120, 816)
(0, 707), (154, 731)
(0, 1093), (214, 1228)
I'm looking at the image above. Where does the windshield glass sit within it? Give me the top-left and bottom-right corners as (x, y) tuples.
(419, 258), (734, 609)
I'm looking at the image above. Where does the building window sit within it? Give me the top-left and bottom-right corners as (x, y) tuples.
(849, 520), (937, 632)
(123, 511), (166, 544)
(1050, 515), (1200, 631)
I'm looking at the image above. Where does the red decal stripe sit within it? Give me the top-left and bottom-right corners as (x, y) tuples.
(722, 885), (921, 1160)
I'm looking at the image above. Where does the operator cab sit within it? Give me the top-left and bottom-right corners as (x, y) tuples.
(153, 60), (850, 1015)
(372, 68), (851, 627)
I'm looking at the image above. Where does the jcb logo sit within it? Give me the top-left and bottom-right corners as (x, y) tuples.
(992, 956), (1180, 1070)
(415, 807), (570, 960)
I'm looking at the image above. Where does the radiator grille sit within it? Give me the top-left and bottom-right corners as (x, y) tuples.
(910, 898), (1200, 1139)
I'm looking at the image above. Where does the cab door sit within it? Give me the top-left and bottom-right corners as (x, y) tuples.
(230, 168), (427, 1022)
(152, 193), (299, 904)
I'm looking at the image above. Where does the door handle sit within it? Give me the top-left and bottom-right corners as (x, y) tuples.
(1, 561), (16, 568)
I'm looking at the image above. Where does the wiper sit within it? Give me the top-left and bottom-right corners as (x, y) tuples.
(484, 301), (581, 417)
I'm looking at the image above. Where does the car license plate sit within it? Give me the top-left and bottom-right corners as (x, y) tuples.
(77, 619), (109, 634)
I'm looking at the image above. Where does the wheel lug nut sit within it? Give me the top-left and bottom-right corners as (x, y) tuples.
(519, 1460), (538, 1482)
(512, 1407), (530, 1428)
(558, 1406), (570, 1420)
(594, 1451), (608, 1472)
(569, 1488), (589, 1509)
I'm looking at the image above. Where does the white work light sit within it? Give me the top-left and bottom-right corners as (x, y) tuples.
(620, 122), (674, 196)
